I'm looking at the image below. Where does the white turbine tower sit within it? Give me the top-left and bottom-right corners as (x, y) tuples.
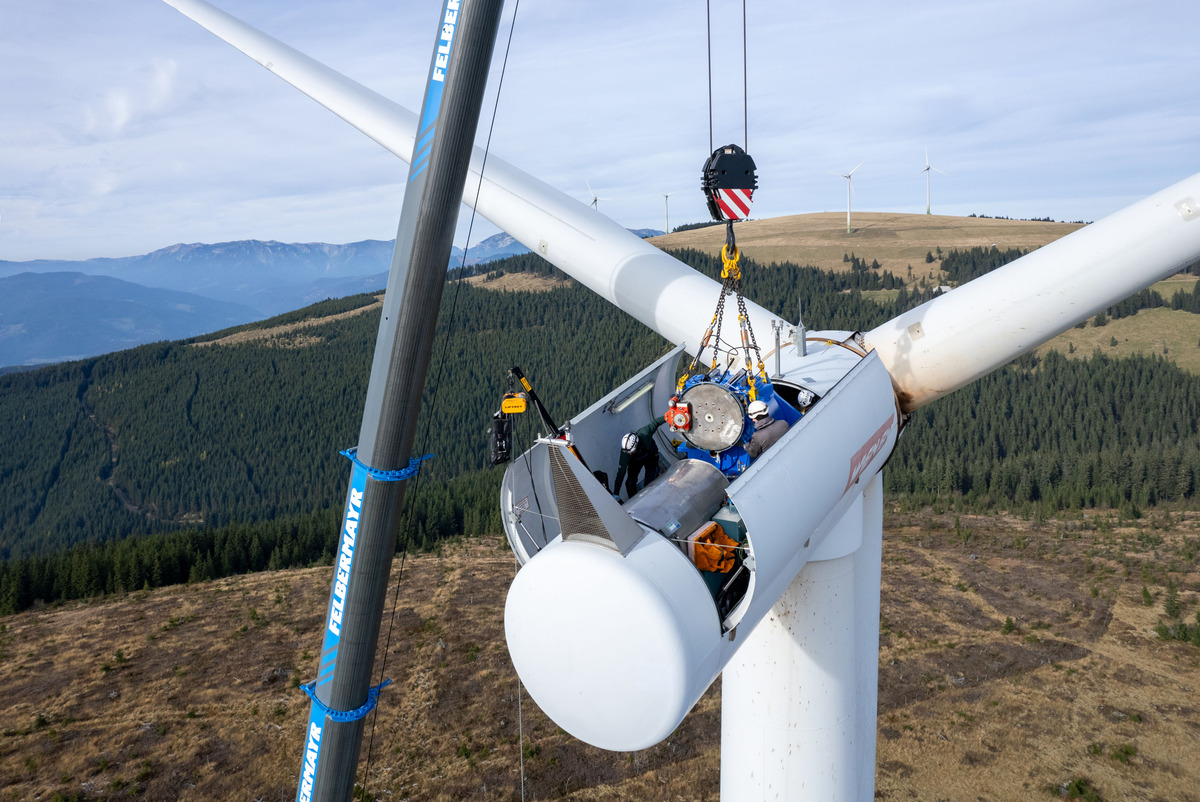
(834, 160), (865, 234)
(922, 150), (946, 214)
(163, 2), (1200, 799)
(661, 190), (677, 234)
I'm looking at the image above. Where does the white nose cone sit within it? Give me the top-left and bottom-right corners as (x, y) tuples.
(504, 534), (723, 751)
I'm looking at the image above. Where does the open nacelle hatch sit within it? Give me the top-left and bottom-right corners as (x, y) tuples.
(500, 345), (688, 564)
(501, 343), (899, 639)
(503, 348), (901, 752)
(501, 345), (760, 633)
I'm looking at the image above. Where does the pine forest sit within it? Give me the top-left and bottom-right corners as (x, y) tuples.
(2, 247), (1200, 613)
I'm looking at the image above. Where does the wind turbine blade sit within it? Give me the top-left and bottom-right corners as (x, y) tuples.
(164, 0), (417, 161)
(865, 174), (1200, 411)
(163, 0), (776, 352)
(848, 160), (865, 176)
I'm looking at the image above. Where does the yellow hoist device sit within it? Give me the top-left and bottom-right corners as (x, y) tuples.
(489, 366), (590, 469)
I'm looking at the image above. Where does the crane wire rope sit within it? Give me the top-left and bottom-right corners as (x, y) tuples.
(704, 0), (750, 152)
(516, 552), (527, 802)
(705, 0), (712, 154)
(693, 0), (765, 396)
(359, 0), (524, 793)
(742, 0), (748, 150)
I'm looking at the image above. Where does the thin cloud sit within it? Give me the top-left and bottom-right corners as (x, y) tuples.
(1, 0), (1198, 261)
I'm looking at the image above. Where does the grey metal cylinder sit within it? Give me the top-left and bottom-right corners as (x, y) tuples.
(624, 459), (729, 540)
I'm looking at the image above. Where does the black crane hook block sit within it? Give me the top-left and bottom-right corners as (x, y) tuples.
(702, 144), (758, 222)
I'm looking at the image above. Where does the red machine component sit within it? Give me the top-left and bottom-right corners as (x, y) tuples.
(666, 396), (692, 431)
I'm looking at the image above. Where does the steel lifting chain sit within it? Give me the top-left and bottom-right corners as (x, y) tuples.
(680, 297), (725, 389)
(680, 221), (768, 398)
(735, 275), (768, 400)
(724, 223), (767, 400)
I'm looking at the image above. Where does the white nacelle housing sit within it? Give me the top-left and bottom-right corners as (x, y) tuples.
(503, 342), (899, 750)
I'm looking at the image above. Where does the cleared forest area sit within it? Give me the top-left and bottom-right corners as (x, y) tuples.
(1, 511), (1198, 801)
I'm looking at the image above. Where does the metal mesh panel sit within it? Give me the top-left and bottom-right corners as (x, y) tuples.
(548, 447), (617, 552)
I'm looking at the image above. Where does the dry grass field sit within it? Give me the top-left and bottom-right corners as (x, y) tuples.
(652, 213), (1200, 377)
(1036, 308), (1200, 375)
(2, 512), (1197, 801)
(1149, 275), (1200, 299)
(463, 272), (570, 293)
(647, 212), (1084, 283)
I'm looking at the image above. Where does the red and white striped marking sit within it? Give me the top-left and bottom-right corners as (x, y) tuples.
(716, 188), (754, 220)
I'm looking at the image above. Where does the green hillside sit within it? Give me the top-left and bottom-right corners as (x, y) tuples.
(1, 246), (1199, 612)
(0, 250), (919, 559)
(0, 279), (658, 559)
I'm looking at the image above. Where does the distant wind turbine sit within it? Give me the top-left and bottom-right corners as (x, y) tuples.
(833, 161), (865, 234)
(586, 179), (609, 211)
(921, 150), (947, 215)
(660, 191), (677, 234)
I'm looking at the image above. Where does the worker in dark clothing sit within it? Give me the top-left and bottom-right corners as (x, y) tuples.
(614, 418), (664, 500)
(745, 399), (788, 458)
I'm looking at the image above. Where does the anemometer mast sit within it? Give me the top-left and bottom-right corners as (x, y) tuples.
(295, 1), (504, 800)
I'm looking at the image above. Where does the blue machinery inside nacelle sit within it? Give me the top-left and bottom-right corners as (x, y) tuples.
(669, 367), (804, 478)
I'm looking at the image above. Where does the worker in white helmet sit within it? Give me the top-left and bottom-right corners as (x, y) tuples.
(745, 399), (788, 459)
(613, 419), (664, 500)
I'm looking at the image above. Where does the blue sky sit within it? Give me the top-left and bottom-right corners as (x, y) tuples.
(2, 0), (1198, 261)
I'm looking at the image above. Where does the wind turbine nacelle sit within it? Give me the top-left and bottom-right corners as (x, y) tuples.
(502, 339), (899, 750)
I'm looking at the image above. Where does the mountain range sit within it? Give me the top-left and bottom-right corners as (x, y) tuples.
(0, 229), (662, 367)
(0, 272), (258, 367)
